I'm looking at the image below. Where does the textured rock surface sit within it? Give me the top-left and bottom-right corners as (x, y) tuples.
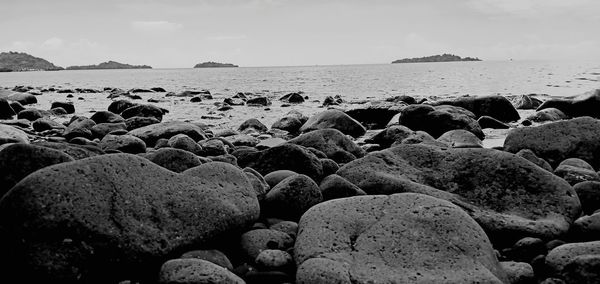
(288, 128), (365, 163)
(432, 95), (520, 122)
(300, 109), (366, 138)
(0, 153), (259, 282)
(158, 258), (245, 284)
(398, 104), (484, 139)
(128, 121), (206, 146)
(295, 193), (508, 283)
(0, 124), (29, 144)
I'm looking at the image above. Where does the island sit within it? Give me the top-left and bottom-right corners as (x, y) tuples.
(392, 54), (481, 64)
(66, 61), (152, 70)
(194, 61), (238, 68)
(0, 51), (63, 71)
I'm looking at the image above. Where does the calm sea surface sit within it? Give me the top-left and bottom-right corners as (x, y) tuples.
(1, 60), (599, 146)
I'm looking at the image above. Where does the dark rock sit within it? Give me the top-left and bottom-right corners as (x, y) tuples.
(320, 158), (339, 176)
(504, 117), (600, 168)
(271, 116), (302, 133)
(32, 141), (103, 160)
(9, 101), (25, 113)
(108, 100), (137, 114)
(398, 104), (484, 139)
(263, 174), (323, 221)
(256, 138), (286, 150)
(91, 122), (127, 139)
(478, 115), (510, 129)
(437, 129), (483, 148)
(527, 108), (568, 123)
(238, 144), (323, 181)
(6, 92), (37, 105)
(246, 97), (271, 106)
(322, 95), (343, 106)
(198, 139), (228, 156)
(295, 193), (509, 283)
(223, 134), (260, 147)
(515, 149), (553, 172)
(32, 118), (66, 132)
(500, 261), (535, 284)
(168, 134), (202, 155)
(432, 95), (520, 122)
(385, 95), (417, 104)
(255, 249), (293, 271)
(69, 137), (97, 146)
(279, 92), (304, 104)
(158, 258), (245, 284)
(124, 116), (160, 131)
(244, 167), (269, 201)
(17, 108), (51, 121)
(120, 104), (166, 122)
(50, 107), (68, 115)
(240, 229), (294, 261)
(503, 237), (546, 263)
(345, 101), (405, 129)
(511, 94), (543, 110)
(50, 102), (75, 114)
(223, 97), (245, 106)
(269, 220), (298, 239)
(572, 213), (600, 241)
(0, 98), (15, 119)
(364, 125), (414, 148)
(0, 153), (259, 283)
(63, 116), (96, 140)
(537, 89), (600, 118)
(143, 148), (203, 173)
(239, 118), (268, 133)
(128, 121), (206, 147)
(573, 182), (600, 215)
(545, 241), (600, 277)
(300, 109), (366, 138)
(264, 170), (298, 188)
(189, 96), (202, 102)
(337, 144), (581, 243)
(207, 154), (237, 166)
(180, 249), (233, 270)
(561, 255), (600, 284)
(0, 143), (74, 196)
(288, 129), (365, 164)
(90, 111), (125, 124)
(99, 134), (146, 154)
(554, 158), (600, 185)
(151, 87), (166, 93)
(319, 174), (366, 201)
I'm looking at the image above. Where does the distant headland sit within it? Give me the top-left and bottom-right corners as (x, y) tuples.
(66, 61), (152, 70)
(392, 54), (481, 64)
(0, 51), (63, 71)
(194, 61), (239, 68)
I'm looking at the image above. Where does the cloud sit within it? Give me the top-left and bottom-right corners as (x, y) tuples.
(131, 21), (183, 33)
(206, 35), (248, 41)
(41, 37), (64, 50)
(467, 0), (597, 18)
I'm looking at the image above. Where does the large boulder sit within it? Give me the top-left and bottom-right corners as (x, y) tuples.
(398, 104), (484, 139)
(236, 144), (323, 181)
(0, 98), (15, 119)
(128, 121), (206, 147)
(0, 153), (259, 283)
(300, 109), (366, 138)
(158, 258), (244, 284)
(295, 193), (508, 283)
(143, 148), (203, 173)
(510, 94), (543, 110)
(504, 117), (600, 168)
(288, 128), (365, 164)
(99, 134), (146, 154)
(526, 108), (568, 123)
(5, 92), (37, 105)
(545, 241), (600, 276)
(63, 116), (96, 140)
(32, 141), (103, 160)
(536, 89), (600, 118)
(0, 143), (74, 196)
(337, 144), (580, 243)
(432, 95), (520, 122)
(262, 174), (323, 221)
(120, 104), (166, 122)
(344, 101), (405, 129)
(0, 124), (29, 145)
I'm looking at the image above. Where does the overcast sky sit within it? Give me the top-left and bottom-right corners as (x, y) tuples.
(1, 0), (599, 68)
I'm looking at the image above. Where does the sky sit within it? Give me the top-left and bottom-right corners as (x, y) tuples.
(1, 0), (599, 68)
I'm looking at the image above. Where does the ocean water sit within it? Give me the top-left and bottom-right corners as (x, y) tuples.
(1, 60), (599, 146)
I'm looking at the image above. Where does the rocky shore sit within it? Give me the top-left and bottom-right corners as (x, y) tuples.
(0, 85), (599, 283)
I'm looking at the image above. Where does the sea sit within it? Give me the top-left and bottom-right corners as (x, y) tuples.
(1, 60), (599, 147)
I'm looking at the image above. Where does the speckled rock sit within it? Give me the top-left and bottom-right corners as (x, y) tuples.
(364, 125), (414, 148)
(500, 261), (535, 284)
(545, 241), (600, 276)
(337, 144), (581, 243)
(561, 254), (600, 284)
(63, 116), (96, 140)
(263, 170), (298, 188)
(90, 110), (125, 124)
(0, 124), (29, 144)
(255, 249), (293, 271)
(437, 129), (483, 148)
(168, 134), (202, 155)
(240, 229), (294, 261)
(99, 134), (146, 154)
(125, 116), (160, 131)
(300, 109), (366, 138)
(432, 95), (520, 122)
(128, 121), (206, 147)
(0, 153), (259, 283)
(295, 193), (508, 284)
(572, 213), (600, 241)
(554, 158), (600, 185)
(180, 250), (233, 270)
(288, 128), (366, 163)
(143, 148), (203, 173)
(239, 118), (268, 133)
(158, 258), (245, 284)
(263, 174), (323, 221)
(238, 144), (323, 181)
(515, 149), (553, 172)
(120, 104), (166, 122)
(91, 122), (127, 139)
(526, 108), (568, 122)
(31, 141), (103, 160)
(319, 174), (366, 201)
(573, 181), (600, 215)
(398, 104), (484, 139)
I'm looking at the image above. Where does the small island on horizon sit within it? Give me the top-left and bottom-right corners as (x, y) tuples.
(194, 61), (239, 68)
(0, 51), (63, 71)
(66, 61), (152, 70)
(392, 53), (481, 64)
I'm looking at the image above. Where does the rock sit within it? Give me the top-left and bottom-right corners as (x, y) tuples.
(125, 116), (160, 131)
(256, 138), (286, 150)
(288, 129), (365, 164)
(180, 249), (233, 270)
(99, 134), (146, 154)
(121, 104), (166, 122)
(537, 89), (600, 118)
(0, 143), (74, 196)
(6, 92), (37, 105)
(240, 229), (294, 261)
(224, 134), (260, 147)
(294, 193), (509, 284)
(337, 144), (581, 243)
(223, 97), (245, 106)
(478, 115), (510, 129)
(238, 144), (323, 181)
(247, 97), (271, 106)
(263, 174), (323, 221)
(91, 122), (127, 139)
(9, 101), (25, 114)
(50, 107), (68, 115)
(17, 108), (51, 121)
(51, 102), (75, 114)
(319, 174), (366, 201)
(0, 124), (29, 145)
(437, 129), (483, 148)
(63, 116), (96, 140)
(32, 118), (66, 132)
(151, 87), (166, 93)
(322, 95), (343, 106)
(207, 154), (237, 166)
(320, 158), (339, 176)
(239, 118), (268, 133)
(432, 95), (520, 122)
(168, 134), (202, 155)
(345, 101), (404, 129)
(32, 141), (103, 160)
(364, 125), (415, 148)
(0, 98), (15, 119)
(561, 254), (600, 283)
(300, 109), (366, 138)
(503, 237), (546, 263)
(511, 94), (543, 110)
(279, 92), (304, 104)
(500, 261), (535, 284)
(272, 116), (303, 133)
(264, 170), (298, 188)
(572, 213), (600, 241)
(144, 148), (203, 173)
(108, 100), (137, 114)
(128, 121), (206, 147)
(504, 117), (600, 168)
(573, 182), (600, 215)
(398, 104), (484, 139)
(170, 90), (209, 97)
(244, 167), (269, 201)
(158, 259), (245, 284)
(554, 158), (600, 185)
(198, 139), (228, 156)
(545, 241), (600, 275)
(526, 108), (568, 123)
(90, 111), (125, 124)
(269, 221), (298, 239)
(515, 149), (553, 172)
(255, 249), (293, 271)
(0, 153), (259, 283)
(189, 96), (202, 102)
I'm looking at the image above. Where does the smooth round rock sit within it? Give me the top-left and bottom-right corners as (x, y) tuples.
(263, 174), (323, 221)
(158, 258), (244, 284)
(255, 249), (293, 271)
(99, 134), (146, 154)
(180, 250), (233, 271)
